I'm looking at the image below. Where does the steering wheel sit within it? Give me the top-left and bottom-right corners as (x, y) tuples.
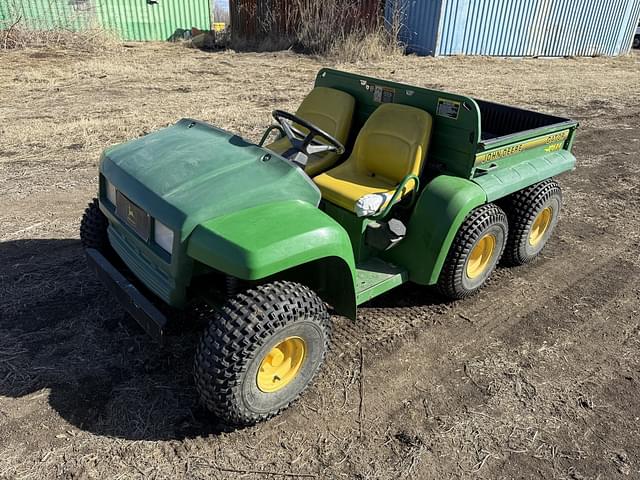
(272, 110), (345, 166)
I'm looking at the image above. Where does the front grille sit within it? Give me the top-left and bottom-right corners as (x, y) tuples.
(107, 226), (176, 304)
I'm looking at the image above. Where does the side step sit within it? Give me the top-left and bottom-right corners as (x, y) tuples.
(355, 258), (408, 305)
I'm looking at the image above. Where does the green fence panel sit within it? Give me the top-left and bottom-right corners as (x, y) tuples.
(97, 0), (211, 41)
(0, 0), (211, 41)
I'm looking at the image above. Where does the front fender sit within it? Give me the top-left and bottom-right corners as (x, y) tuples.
(384, 175), (487, 285)
(186, 200), (357, 317)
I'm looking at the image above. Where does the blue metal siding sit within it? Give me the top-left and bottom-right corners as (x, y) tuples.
(525, 0), (639, 56)
(388, 0), (640, 56)
(386, 0), (443, 55)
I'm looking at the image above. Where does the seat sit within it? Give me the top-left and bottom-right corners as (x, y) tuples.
(266, 87), (355, 177)
(314, 103), (433, 214)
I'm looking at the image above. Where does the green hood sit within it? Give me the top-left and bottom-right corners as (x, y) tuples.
(101, 118), (320, 239)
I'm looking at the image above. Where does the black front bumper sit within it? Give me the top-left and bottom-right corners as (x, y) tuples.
(86, 248), (168, 343)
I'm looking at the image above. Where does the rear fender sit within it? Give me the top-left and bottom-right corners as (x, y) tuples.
(473, 149), (576, 202)
(384, 175), (487, 285)
(187, 200), (357, 319)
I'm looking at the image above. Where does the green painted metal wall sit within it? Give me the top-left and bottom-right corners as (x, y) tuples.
(97, 0), (211, 40)
(0, 0), (211, 41)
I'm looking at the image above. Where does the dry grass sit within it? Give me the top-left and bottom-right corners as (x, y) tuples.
(294, 0), (402, 61)
(327, 29), (402, 63)
(231, 0), (403, 62)
(0, 0), (120, 52)
(1, 21), (120, 51)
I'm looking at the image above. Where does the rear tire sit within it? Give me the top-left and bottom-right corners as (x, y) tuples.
(437, 203), (508, 300)
(80, 198), (109, 251)
(501, 179), (562, 266)
(194, 281), (330, 426)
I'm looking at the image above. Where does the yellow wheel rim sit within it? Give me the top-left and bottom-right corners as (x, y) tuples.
(257, 337), (306, 393)
(466, 234), (496, 279)
(529, 207), (552, 246)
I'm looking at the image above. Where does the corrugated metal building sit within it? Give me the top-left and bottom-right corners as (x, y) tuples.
(229, 0), (383, 42)
(388, 0), (640, 56)
(0, 0), (211, 41)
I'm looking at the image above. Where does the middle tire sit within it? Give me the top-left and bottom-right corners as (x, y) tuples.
(194, 281), (330, 426)
(437, 203), (508, 299)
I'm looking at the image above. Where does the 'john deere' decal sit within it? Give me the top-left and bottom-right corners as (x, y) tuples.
(116, 191), (150, 241)
(475, 130), (570, 164)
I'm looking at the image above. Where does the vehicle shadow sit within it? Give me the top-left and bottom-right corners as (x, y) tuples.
(0, 238), (232, 441)
(0, 238), (446, 441)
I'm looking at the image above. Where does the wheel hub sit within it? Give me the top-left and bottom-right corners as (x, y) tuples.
(466, 234), (496, 279)
(529, 207), (552, 246)
(257, 337), (306, 393)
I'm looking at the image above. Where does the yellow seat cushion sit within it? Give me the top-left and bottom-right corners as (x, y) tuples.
(313, 161), (397, 210)
(266, 87), (355, 177)
(314, 103), (433, 213)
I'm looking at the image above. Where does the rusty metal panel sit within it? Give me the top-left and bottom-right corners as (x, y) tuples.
(230, 0), (256, 39)
(229, 0), (383, 41)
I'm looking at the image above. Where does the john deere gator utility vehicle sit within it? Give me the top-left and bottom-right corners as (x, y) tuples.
(81, 69), (578, 425)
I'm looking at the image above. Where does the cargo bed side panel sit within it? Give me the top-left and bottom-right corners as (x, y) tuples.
(473, 150), (577, 202)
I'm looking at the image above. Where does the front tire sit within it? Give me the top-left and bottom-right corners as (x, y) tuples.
(194, 281), (330, 426)
(501, 179), (562, 266)
(437, 203), (508, 300)
(80, 198), (109, 251)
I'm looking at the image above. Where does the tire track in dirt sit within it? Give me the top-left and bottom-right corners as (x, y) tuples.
(310, 227), (636, 475)
(371, 255), (640, 478)
(327, 225), (629, 367)
(306, 241), (639, 478)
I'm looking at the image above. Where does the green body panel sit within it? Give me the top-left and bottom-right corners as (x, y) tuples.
(102, 118), (320, 241)
(473, 149), (577, 202)
(321, 202), (371, 262)
(383, 176), (487, 285)
(187, 200), (355, 281)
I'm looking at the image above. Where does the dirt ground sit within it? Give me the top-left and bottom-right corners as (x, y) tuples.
(1, 43), (639, 479)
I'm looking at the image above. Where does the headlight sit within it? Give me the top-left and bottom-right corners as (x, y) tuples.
(105, 180), (117, 205)
(154, 220), (174, 254)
